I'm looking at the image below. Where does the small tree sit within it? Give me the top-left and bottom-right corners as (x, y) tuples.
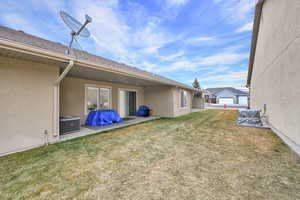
(192, 78), (200, 89)
(192, 78), (202, 97)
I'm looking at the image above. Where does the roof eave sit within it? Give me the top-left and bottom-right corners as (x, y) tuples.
(0, 38), (195, 90)
(247, 0), (266, 87)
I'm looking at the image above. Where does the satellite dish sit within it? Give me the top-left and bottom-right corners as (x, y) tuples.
(60, 11), (92, 55)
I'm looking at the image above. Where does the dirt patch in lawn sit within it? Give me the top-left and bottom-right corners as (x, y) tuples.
(1, 109), (300, 200)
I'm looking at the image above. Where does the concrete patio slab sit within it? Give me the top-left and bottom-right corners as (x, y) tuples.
(58, 116), (160, 142)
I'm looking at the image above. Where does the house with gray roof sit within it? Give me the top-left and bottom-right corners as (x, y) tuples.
(0, 26), (202, 156)
(203, 87), (248, 105)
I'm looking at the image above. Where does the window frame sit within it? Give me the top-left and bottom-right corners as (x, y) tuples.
(180, 90), (188, 108)
(85, 84), (112, 115)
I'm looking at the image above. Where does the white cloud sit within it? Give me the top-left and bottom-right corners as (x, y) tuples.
(161, 60), (198, 72)
(236, 22), (253, 33)
(160, 61), (195, 72)
(158, 51), (185, 62)
(36, 0), (64, 13)
(1, 13), (47, 39)
(186, 36), (215, 45)
(214, 0), (256, 24)
(199, 52), (249, 66)
(141, 59), (199, 73)
(141, 62), (159, 72)
(193, 37), (215, 41)
(202, 66), (231, 76)
(165, 0), (189, 6)
(142, 49), (248, 73)
(188, 66), (231, 83)
(201, 70), (248, 82)
(133, 19), (173, 54)
(74, 0), (130, 55)
(70, 0), (176, 65)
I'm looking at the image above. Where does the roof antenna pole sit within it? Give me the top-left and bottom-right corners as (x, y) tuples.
(66, 14), (92, 57)
(54, 11), (92, 85)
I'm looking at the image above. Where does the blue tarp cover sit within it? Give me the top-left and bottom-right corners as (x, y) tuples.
(136, 105), (150, 117)
(85, 110), (122, 126)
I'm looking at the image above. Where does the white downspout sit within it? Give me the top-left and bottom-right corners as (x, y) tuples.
(52, 60), (75, 138)
(54, 60), (74, 85)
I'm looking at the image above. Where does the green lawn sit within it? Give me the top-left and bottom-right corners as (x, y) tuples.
(1, 109), (300, 200)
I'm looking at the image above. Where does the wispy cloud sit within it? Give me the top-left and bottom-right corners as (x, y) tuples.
(201, 70), (248, 82)
(158, 51), (185, 62)
(236, 22), (253, 33)
(1, 13), (47, 39)
(73, 0), (176, 63)
(133, 19), (173, 54)
(74, 0), (130, 56)
(191, 36), (215, 42)
(142, 48), (248, 73)
(185, 36), (216, 45)
(161, 60), (199, 72)
(0, 0), (254, 87)
(165, 0), (189, 7)
(142, 59), (199, 73)
(199, 52), (249, 66)
(214, 0), (256, 24)
(202, 66), (231, 76)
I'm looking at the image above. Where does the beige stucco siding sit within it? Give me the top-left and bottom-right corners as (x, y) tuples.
(173, 88), (192, 117)
(252, 0), (300, 79)
(250, 0), (300, 147)
(60, 77), (144, 124)
(144, 86), (174, 117)
(192, 96), (204, 109)
(0, 56), (59, 155)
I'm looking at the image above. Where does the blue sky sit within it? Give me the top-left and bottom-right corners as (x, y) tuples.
(0, 0), (256, 88)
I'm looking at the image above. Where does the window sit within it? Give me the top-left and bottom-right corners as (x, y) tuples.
(99, 88), (110, 110)
(85, 85), (111, 114)
(86, 87), (99, 113)
(180, 90), (188, 108)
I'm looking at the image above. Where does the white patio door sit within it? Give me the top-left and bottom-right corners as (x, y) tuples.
(119, 90), (128, 118)
(119, 90), (137, 118)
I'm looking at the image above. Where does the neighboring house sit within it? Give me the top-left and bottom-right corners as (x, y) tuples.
(203, 87), (248, 105)
(0, 26), (201, 156)
(247, 0), (300, 155)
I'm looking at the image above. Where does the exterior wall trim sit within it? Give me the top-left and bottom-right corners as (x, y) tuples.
(179, 89), (188, 109)
(247, 0), (266, 86)
(269, 123), (300, 157)
(0, 143), (45, 157)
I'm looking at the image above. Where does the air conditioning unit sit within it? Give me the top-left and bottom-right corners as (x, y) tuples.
(59, 116), (80, 135)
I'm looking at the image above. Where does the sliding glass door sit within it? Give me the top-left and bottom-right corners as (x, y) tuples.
(119, 90), (137, 118)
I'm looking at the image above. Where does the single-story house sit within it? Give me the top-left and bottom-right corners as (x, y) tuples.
(0, 26), (202, 156)
(247, 0), (300, 155)
(203, 87), (248, 105)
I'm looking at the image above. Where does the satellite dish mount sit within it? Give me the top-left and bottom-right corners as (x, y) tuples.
(60, 11), (92, 56)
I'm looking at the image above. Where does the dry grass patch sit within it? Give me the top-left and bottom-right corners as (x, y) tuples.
(0, 109), (300, 200)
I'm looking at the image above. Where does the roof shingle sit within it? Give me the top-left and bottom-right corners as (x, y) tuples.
(205, 87), (248, 95)
(0, 26), (195, 90)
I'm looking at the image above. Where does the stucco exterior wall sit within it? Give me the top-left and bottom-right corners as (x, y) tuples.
(144, 86), (174, 117)
(0, 56), (59, 156)
(60, 77), (144, 124)
(250, 0), (300, 148)
(192, 96), (204, 109)
(173, 88), (192, 117)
